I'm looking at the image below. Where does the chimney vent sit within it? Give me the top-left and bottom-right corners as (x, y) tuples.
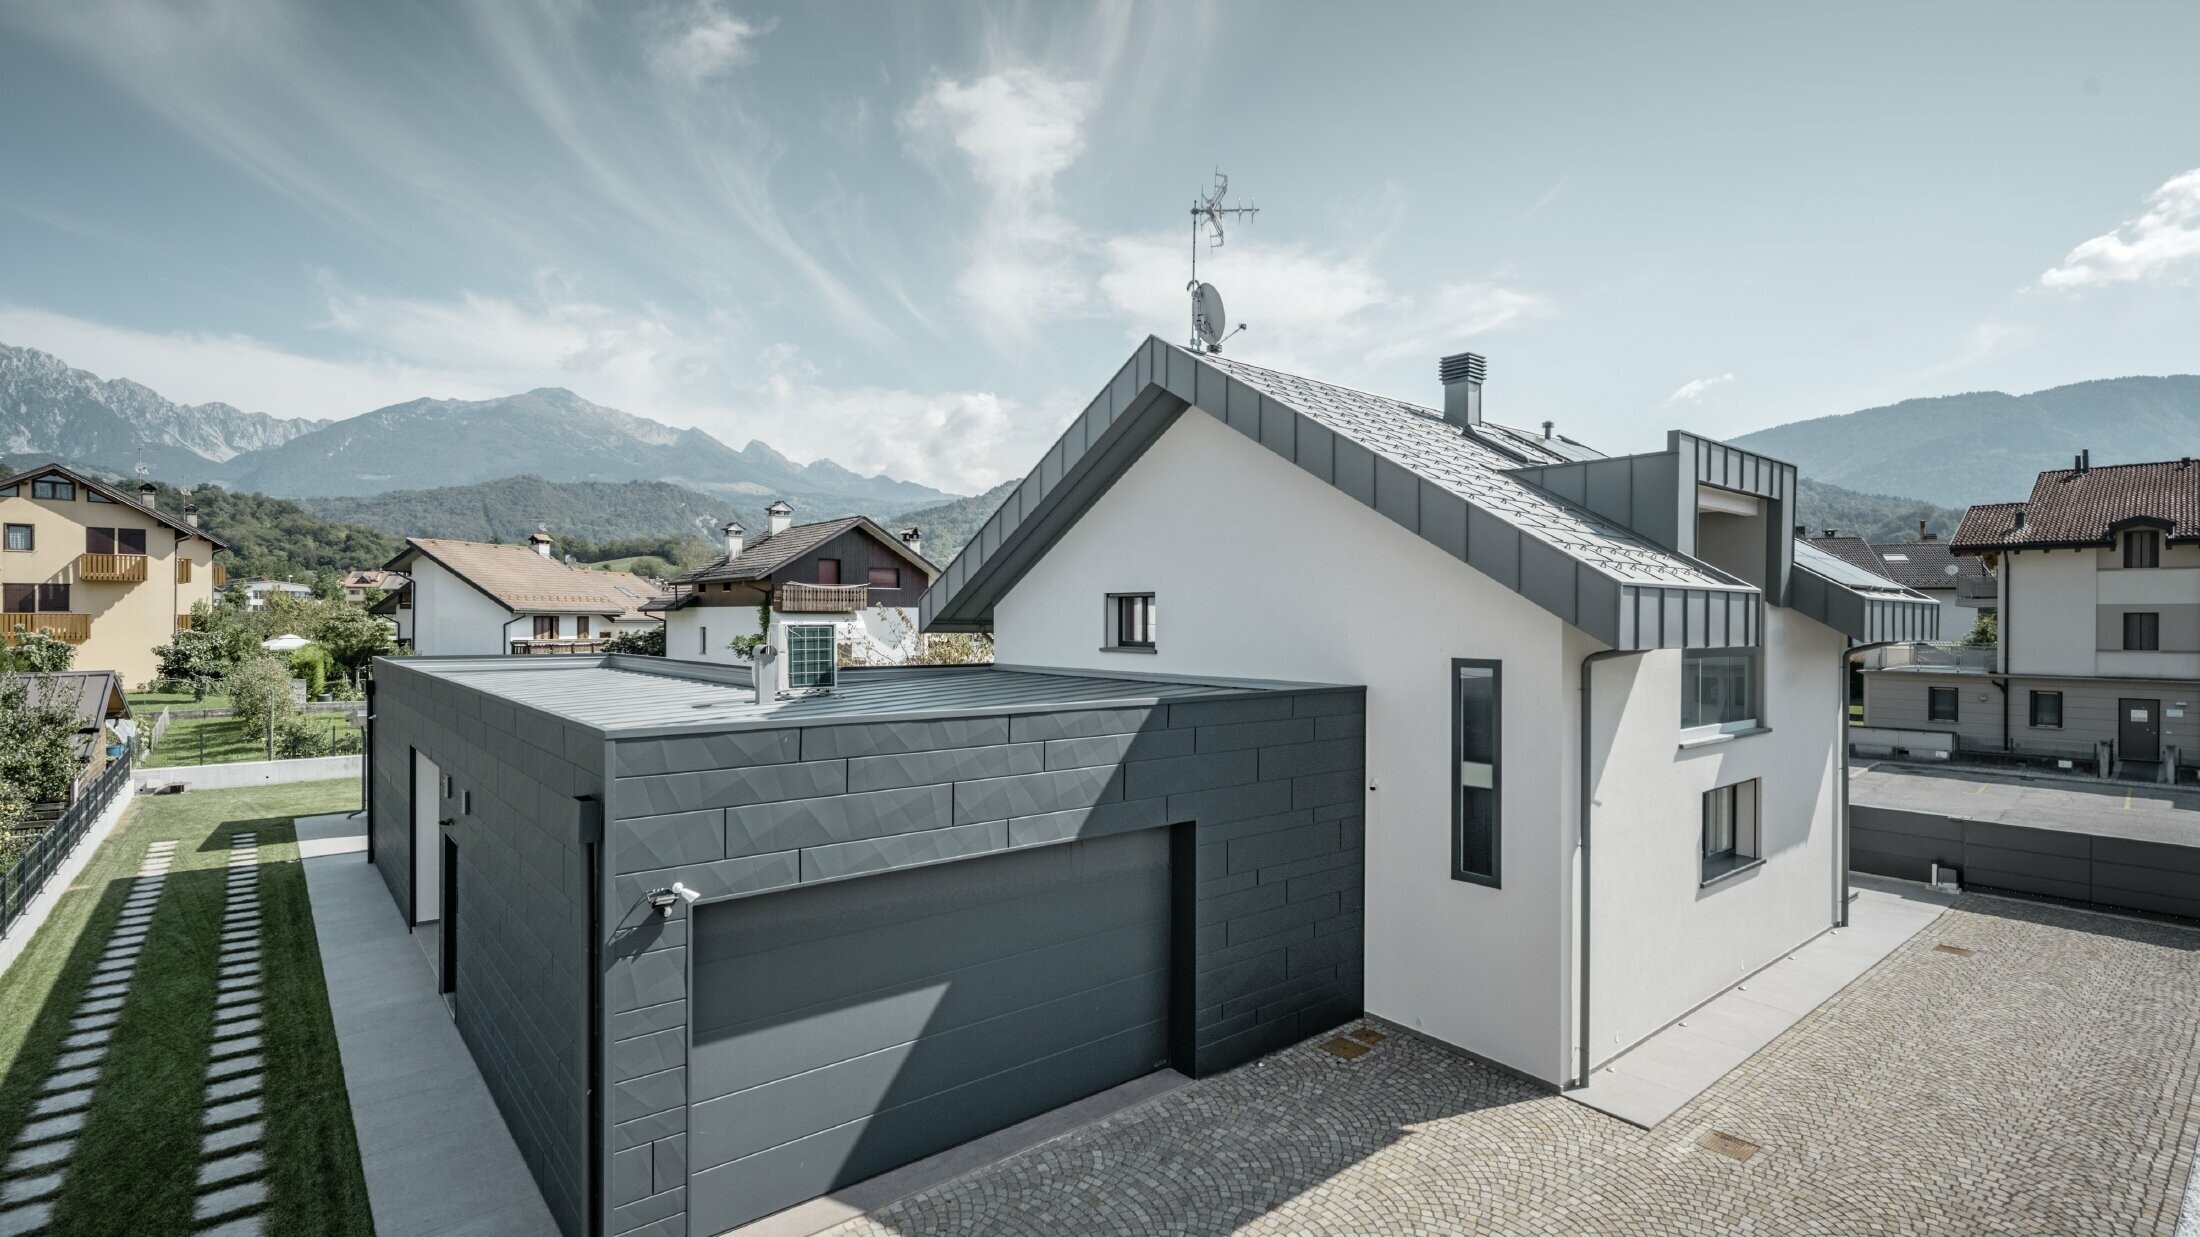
(2013, 509), (2027, 531)
(1438, 352), (1486, 428)
(1794, 524), (1807, 537)
(766, 500), (794, 537)
(528, 530), (554, 558)
(1822, 528), (1839, 538)
(1541, 419), (1554, 440)
(899, 526), (923, 558)
(183, 502), (199, 528)
(722, 519), (745, 561)
(137, 482), (157, 510)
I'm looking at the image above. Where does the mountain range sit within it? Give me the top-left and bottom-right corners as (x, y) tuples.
(1731, 375), (2200, 508)
(0, 343), (955, 511)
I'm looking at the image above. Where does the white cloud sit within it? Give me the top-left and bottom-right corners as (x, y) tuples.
(903, 69), (1096, 342)
(1662, 372), (1735, 406)
(2039, 167), (2200, 289)
(646, 2), (772, 83)
(0, 294), (1044, 494)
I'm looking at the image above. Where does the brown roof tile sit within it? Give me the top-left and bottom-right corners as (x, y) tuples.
(670, 517), (936, 587)
(391, 538), (660, 620)
(1951, 459), (2200, 552)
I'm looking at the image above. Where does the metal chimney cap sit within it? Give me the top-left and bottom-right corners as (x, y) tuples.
(1438, 352), (1487, 385)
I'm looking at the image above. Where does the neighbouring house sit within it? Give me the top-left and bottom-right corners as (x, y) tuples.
(645, 501), (939, 664)
(365, 338), (1933, 1237)
(225, 577), (315, 611)
(1862, 452), (2200, 781)
(342, 568), (406, 605)
(1808, 525), (1994, 638)
(381, 533), (660, 656)
(0, 463), (226, 687)
(24, 668), (132, 776)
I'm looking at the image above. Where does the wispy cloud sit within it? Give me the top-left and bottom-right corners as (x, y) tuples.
(2039, 167), (2200, 290)
(1662, 372), (1735, 405)
(645, 1), (772, 84)
(902, 68), (1096, 344)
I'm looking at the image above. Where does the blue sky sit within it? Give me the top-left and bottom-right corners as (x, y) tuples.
(3, 1), (2197, 494)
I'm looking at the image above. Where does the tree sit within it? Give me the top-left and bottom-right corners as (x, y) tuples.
(310, 605), (389, 683)
(604, 627), (665, 656)
(153, 628), (231, 699)
(229, 655), (297, 757)
(1, 633), (76, 673)
(0, 670), (82, 861)
(310, 569), (345, 601)
(1960, 612), (1997, 648)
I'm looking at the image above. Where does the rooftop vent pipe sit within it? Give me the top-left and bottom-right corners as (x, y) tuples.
(1541, 420), (1554, 440)
(1439, 352), (1485, 429)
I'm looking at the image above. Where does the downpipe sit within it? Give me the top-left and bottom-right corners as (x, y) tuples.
(1573, 647), (1639, 1090)
(1838, 641), (1898, 927)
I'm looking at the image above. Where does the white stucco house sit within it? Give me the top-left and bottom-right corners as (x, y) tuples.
(646, 501), (938, 666)
(917, 337), (1937, 1087)
(381, 532), (661, 656)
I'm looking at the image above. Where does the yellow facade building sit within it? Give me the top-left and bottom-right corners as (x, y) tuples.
(1, 464), (225, 687)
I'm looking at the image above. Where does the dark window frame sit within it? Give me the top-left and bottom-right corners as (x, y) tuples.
(3, 523), (31, 552)
(85, 488), (116, 505)
(815, 557), (841, 585)
(29, 477), (74, 501)
(532, 615), (558, 640)
(35, 583), (70, 613)
(1106, 592), (1156, 651)
(2029, 690), (2063, 728)
(1681, 647), (1761, 732)
(2124, 611), (2161, 651)
(867, 565), (902, 589)
(1451, 658), (1501, 888)
(1928, 686), (1959, 723)
(2124, 530), (2162, 569)
(1701, 778), (1762, 885)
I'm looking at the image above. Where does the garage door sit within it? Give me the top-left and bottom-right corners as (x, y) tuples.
(686, 828), (1172, 1232)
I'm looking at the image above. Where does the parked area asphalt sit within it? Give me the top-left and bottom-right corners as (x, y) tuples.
(1853, 761), (2200, 846)
(822, 892), (2200, 1237)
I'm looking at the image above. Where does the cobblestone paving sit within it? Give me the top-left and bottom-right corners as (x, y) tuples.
(824, 894), (2200, 1237)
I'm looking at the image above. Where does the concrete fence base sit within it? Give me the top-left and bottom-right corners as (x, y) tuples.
(133, 755), (362, 792)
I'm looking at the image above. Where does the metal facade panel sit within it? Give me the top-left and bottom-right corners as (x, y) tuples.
(1630, 453), (1684, 553)
(1418, 483), (1469, 561)
(1332, 435), (1376, 508)
(1466, 508), (1521, 591)
(1373, 454), (1419, 530)
(1585, 459), (1634, 529)
(1296, 418), (1336, 485)
(1258, 396), (1296, 458)
(1225, 376), (1261, 436)
(1517, 538), (1579, 627)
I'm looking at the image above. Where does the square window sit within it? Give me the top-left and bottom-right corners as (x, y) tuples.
(2125, 531), (2161, 569)
(1682, 648), (1759, 731)
(1107, 593), (1156, 650)
(36, 583), (69, 613)
(1928, 687), (1959, 723)
(1452, 660), (1500, 886)
(2124, 611), (2160, 651)
(816, 558), (841, 585)
(1702, 779), (1761, 883)
(3, 524), (31, 552)
(2029, 690), (2062, 728)
(867, 565), (901, 589)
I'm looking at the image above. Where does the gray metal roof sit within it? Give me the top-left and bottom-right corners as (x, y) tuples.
(1789, 538), (1940, 643)
(919, 337), (1760, 651)
(385, 653), (1336, 737)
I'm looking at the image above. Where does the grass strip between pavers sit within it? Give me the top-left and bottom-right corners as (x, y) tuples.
(0, 781), (373, 1235)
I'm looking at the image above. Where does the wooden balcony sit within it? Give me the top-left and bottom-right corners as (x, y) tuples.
(78, 552), (148, 583)
(0, 613), (90, 644)
(777, 583), (868, 613)
(507, 638), (612, 656)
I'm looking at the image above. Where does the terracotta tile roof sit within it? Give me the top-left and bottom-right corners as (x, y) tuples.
(670, 516), (936, 587)
(1861, 538), (1988, 589)
(1951, 459), (2200, 552)
(391, 538), (660, 620)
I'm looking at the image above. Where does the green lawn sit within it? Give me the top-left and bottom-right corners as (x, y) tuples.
(128, 691), (236, 712)
(144, 715), (359, 768)
(0, 781), (373, 1235)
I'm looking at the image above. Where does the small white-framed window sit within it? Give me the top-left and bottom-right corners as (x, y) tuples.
(1105, 593), (1155, 651)
(1701, 778), (1761, 885)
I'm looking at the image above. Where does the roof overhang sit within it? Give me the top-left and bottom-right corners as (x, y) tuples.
(1788, 540), (1941, 643)
(0, 463), (230, 550)
(918, 337), (1762, 651)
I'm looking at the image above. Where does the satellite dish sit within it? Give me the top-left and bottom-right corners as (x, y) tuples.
(1194, 282), (1228, 345)
(1944, 563), (1960, 577)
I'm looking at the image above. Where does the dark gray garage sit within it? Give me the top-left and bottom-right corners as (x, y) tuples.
(688, 829), (1171, 1229)
(367, 653), (1366, 1237)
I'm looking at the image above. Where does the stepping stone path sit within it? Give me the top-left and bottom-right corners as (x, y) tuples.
(0, 840), (177, 1236)
(194, 835), (266, 1235)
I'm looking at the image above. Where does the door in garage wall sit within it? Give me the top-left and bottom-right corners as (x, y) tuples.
(684, 827), (1172, 1232)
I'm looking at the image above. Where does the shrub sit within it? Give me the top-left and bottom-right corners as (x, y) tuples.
(605, 627), (666, 656)
(230, 655), (298, 739)
(288, 645), (335, 698)
(274, 715), (333, 759)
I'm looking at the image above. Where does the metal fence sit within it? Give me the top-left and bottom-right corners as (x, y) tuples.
(0, 754), (133, 939)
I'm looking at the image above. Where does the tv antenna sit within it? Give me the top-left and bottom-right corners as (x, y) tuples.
(132, 446), (150, 478)
(1188, 171), (1256, 352)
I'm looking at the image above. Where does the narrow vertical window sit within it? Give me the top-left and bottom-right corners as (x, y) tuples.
(699, 625), (707, 655)
(1452, 659), (1500, 887)
(2124, 531), (2161, 569)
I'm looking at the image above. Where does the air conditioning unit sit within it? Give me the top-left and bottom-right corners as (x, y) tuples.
(779, 623), (837, 698)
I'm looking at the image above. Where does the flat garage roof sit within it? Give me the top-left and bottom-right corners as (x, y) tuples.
(382, 654), (1346, 737)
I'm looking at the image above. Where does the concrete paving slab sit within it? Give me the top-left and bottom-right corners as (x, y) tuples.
(295, 811), (556, 1237)
(1567, 877), (1955, 1128)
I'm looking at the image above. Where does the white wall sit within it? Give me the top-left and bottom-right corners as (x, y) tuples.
(665, 602), (918, 665)
(989, 406), (1845, 1084)
(1582, 608), (1845, 1061)
(408, 559), (514, 656)
(2006, 550), (2097, 676)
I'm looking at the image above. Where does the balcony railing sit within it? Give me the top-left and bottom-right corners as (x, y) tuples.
(777, 583), (868, 613)
(508, 638), (612, 656)
(78, 552), (148, 583)
(0, 613), (90, 644)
